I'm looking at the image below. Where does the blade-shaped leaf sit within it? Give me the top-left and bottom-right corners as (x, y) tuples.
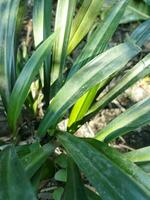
(125, 146), (150, 163)
(129, 19), (150, 47)
(87, 53), (150, 118)
(67, 0), (104, 54)
(121, 0), (150, 23)
(21, 143), (54, 178)
(58, 133), (150, 200)
(95, 98), (150, 142)
(0, 0), (21, 108)
(67, 0), (128, 127)
(85, 138), (150, 191)
(38, 41), (140, 137)
(51, 0), (76, 90)
(0, 146), (37, 200)
(62, 157), (88, 200)
(7, 32), (57, 134)
(33, 0), (52, 105)
(68, 0), (128, 79)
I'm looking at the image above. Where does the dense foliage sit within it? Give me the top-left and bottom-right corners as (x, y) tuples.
(0, 0), (150, 199)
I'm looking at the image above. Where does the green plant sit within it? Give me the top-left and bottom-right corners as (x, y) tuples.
(0, 0), (150, 199)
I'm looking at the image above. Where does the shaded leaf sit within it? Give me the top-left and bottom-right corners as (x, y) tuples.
(7, 32), (57, 134)
(0, 146), (37, 200)
(62, 158), (88, 200)
(58, 133), (150, 200)
(21, 143), (54, 178)
(0, 0), (21, 108)
(54, 169), (67, 182)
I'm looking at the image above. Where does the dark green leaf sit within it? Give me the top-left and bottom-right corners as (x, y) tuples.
(0, 146), (37, 200)
(21, 143), (54, 178)
(0, 0), (21, 108)
(62, 158), (88, 200)
(58, 133), (150, 200)
(7, 32), (57, 134)
(38, 41), (140, 137)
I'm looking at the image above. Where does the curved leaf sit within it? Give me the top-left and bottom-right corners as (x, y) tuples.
(0, 0), (21, 108)
(7, 32), (57, 134)
(67, 0), (128, 128)
(68, 0), (128, 78)
(87, 53), (150, 118)
(58, 133), (150, 200)
(0, 146), (37, 200)
(21, 143), (54, 178)
(95, 98), (150, 142)
(38, 41), (140, 136)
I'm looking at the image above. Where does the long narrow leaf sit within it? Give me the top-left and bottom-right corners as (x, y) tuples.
(125, 146), (150, 163)
(21, 143), (54, 178)
(0, 0), (21, 108)
(7, 33), (57, 134)
(58, 133), (150, 200)
(87, 53), (150, 118)
(38, 41), (140, 137)
(95, 98), (150, 142)
(68, 19), (150, 129)
(51, 0), (76, 91)
(0, 146), (37, 200)
(68, 0), (128, 79)
(67, 0), (128, 127)
(33, 0), (52, 105)
(121, 0), (150, 23)
(67, 0), (104, 54)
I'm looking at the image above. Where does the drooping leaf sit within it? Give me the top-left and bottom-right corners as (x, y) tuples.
(58, 133), (150, 200)
(55, 153), (68, 168)
(0, 146), (37, 200)
(67, 0), (104, 54)
(62, 158), (88, 200)
(95, 98), (150, 142)
(38, 41), (140, 137)
(7, 32), (57, 134)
